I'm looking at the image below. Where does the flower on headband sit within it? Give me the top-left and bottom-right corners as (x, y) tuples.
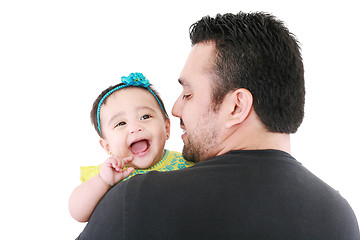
(121, 72), (150, 87)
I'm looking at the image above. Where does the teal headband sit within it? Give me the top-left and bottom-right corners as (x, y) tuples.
(97, 72), (168, 135)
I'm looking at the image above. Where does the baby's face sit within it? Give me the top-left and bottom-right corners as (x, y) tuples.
(99, 87), (170, 169)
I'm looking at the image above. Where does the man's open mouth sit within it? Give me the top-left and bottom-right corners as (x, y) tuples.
(130, 139), (150, 155)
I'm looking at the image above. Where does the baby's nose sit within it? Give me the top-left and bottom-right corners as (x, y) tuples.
(130, 127), (142, 134)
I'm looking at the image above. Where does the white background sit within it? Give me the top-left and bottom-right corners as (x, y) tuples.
(0, 0), (359, 239)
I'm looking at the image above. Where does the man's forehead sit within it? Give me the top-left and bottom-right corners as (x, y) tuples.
(178, 46), (214, 87)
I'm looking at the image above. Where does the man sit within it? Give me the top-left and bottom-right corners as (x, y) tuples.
(77, 12), (359, 239)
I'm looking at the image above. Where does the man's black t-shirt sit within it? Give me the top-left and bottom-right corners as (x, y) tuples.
(77, 150), (359, 239)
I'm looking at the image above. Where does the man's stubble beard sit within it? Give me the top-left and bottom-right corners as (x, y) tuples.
(182, 113), (220, 163)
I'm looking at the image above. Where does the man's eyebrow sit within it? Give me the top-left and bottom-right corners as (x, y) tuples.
(178, 78), (183, 85)
(178, 78), (190, 87)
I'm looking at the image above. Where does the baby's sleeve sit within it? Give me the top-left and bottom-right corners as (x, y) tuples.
(79, 164), (102, 183)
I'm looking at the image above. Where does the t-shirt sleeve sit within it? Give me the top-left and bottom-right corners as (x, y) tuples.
(79, 164), (102, 183)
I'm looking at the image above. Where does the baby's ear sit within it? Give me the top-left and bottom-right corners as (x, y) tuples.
(225, 88), (253, 129)
(99, 138), (111, 155)
(165, 118), (170, 140)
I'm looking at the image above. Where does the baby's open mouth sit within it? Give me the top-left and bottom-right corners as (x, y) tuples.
(130, 139), (150, 155)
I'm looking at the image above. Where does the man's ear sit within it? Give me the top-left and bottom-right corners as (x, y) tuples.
(165, 118), (171, 140)
(99, 138), (111, 155)
(225, 88), (253, 129)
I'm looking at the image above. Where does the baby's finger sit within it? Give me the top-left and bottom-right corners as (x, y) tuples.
(123, 156), (134, 164)
(123, 167), (135, 177)
(115, 156), (133, 169)
(110, 158), (122, 171)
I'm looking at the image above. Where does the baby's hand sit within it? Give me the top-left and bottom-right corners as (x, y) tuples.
(99, 156), (134, 187)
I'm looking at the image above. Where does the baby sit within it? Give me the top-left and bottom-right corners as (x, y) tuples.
(69, 73), (193, 222)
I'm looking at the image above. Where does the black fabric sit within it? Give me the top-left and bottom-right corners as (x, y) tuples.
(77, 150), (359, 239)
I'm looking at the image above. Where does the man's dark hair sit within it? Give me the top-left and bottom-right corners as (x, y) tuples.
(189, 12), (305, 133)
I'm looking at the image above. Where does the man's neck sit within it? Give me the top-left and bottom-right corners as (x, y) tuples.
(217, 132), (290, 156)
(216, 115), (291, 156)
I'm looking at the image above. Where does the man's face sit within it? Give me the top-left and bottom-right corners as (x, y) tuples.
(172, 43), (222, 163)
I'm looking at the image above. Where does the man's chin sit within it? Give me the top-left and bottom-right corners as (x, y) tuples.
(182, 146), (198, 163)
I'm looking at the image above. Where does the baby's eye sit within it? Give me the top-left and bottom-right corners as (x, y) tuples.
(115, 121), (126, 128)
(140, 114), (151, 120)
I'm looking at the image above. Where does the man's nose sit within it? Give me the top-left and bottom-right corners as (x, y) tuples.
(172, 95), (182, 118)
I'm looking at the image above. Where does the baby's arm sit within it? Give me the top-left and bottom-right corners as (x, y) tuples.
(68, 156), (134, 222)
